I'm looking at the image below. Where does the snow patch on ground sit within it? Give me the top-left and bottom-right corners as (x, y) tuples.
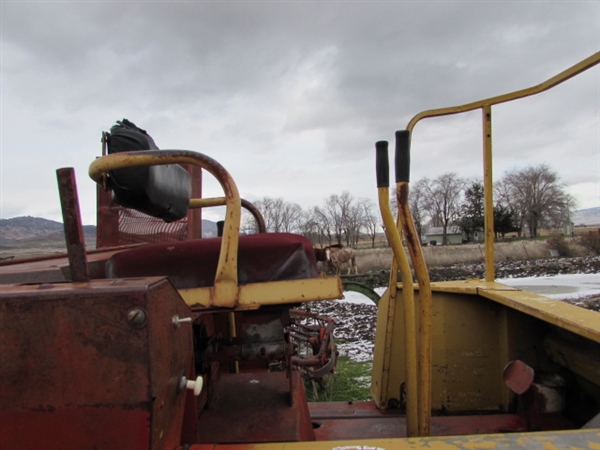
(497, 273), (600, 299)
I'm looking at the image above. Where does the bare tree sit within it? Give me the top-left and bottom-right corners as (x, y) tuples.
(501, 165), (575, 238)
(421, 173), (466, 245)
(299, 208), (328, 246)
(251, 197), (303, 233)
(408, 178), (429, 243)
(345, 201), (365, 247)
(240, 208), (257, 234)
(320, 192), (367, 247)
(322, 193), (350, 246)
(312, 206), (333, 246)
(280, 201), (303, 233)
(360, 198), (380, 248)
(298, 211), (316, 242)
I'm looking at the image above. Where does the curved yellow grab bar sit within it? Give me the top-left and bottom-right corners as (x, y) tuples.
(189, 197), (267, 233)
(407, 52), (600, 130)
(89, 149), (241, 307)
(407, 52), (600, 282)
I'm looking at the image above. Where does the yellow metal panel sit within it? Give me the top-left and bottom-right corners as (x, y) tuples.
(424, 279), (517, 295)
(194, 429), (600, 449)
(179, 277), (343, 310)
(178, 286), (213, 308)
(371, 287), (399, 408)
(496, 307), (512, 410)
(373, 280), (600, 416)
(415, 280), (600, 343)
(430, 291), (507, 412)
(236, 277), (343, 307)
(373, 286), (521, 413)
(478, 285), (600, 344)
(545, 334), (600, 385)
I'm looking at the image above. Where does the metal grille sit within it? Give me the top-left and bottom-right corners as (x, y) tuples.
(95, 174), (202, 249)
(115, 208), (189, 245)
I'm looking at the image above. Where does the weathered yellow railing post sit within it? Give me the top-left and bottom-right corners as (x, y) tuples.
(482, 105), (495, 281)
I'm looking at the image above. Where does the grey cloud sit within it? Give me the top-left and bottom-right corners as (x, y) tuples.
(1, 1), (598, 223)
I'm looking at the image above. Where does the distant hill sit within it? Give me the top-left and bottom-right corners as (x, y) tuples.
(0, 216), (218, 251)
(0, 216), (96, 250)
(572, 207), (600, 226)
(1, 216), (66, 241)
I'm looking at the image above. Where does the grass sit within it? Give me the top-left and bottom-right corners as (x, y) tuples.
(305, 356), (372, 402)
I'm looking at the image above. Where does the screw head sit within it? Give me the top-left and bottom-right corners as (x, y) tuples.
(127, 307), (147, 328)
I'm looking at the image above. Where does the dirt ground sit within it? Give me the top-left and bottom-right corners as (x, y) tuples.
(346, 255), (599, 286)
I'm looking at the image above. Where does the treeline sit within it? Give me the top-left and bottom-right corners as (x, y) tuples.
(242, 164), (574, 247)
(242, 193), (380, 248)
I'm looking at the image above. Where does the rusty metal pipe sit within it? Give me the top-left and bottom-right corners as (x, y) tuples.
(56, 168), (89, 282)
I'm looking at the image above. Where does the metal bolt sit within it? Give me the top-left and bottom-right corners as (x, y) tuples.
(172, 315), (192, 328)
(127, 307), (147, 328)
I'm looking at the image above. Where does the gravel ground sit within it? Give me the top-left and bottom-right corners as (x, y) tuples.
(352, 255), (600, 286)
(428, 255), (600, 281)
(304, 256), (600, 362)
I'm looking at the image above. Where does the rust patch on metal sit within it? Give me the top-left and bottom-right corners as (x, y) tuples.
(56, 167), (89, 282)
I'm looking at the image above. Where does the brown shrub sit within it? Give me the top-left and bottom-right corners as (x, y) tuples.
(545, 235), (573, 257)
(578, 233), (600, 255)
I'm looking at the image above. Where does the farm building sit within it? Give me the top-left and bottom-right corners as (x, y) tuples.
(425, 226), (463, 245)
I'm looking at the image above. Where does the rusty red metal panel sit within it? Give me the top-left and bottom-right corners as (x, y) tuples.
(308, 400), (574, 441)
(105, 233), (319, 290)
(0, 278), (194, 450)
(96, 183), (121, 249)
(196, 370), (315, 444)
(1, 407), (151, 450)
(0, 247), (131, 285)
(147, 281), (197, 448)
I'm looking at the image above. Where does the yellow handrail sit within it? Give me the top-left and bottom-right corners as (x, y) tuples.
(378, 52), (600, 438)
(407, 52), (600, 129)
(407, 51), (600, 282)
(189, 197), (267, 233)
(89, 150), (241, 307)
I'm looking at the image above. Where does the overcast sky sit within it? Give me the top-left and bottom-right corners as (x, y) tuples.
(1, 1), (598, 225)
